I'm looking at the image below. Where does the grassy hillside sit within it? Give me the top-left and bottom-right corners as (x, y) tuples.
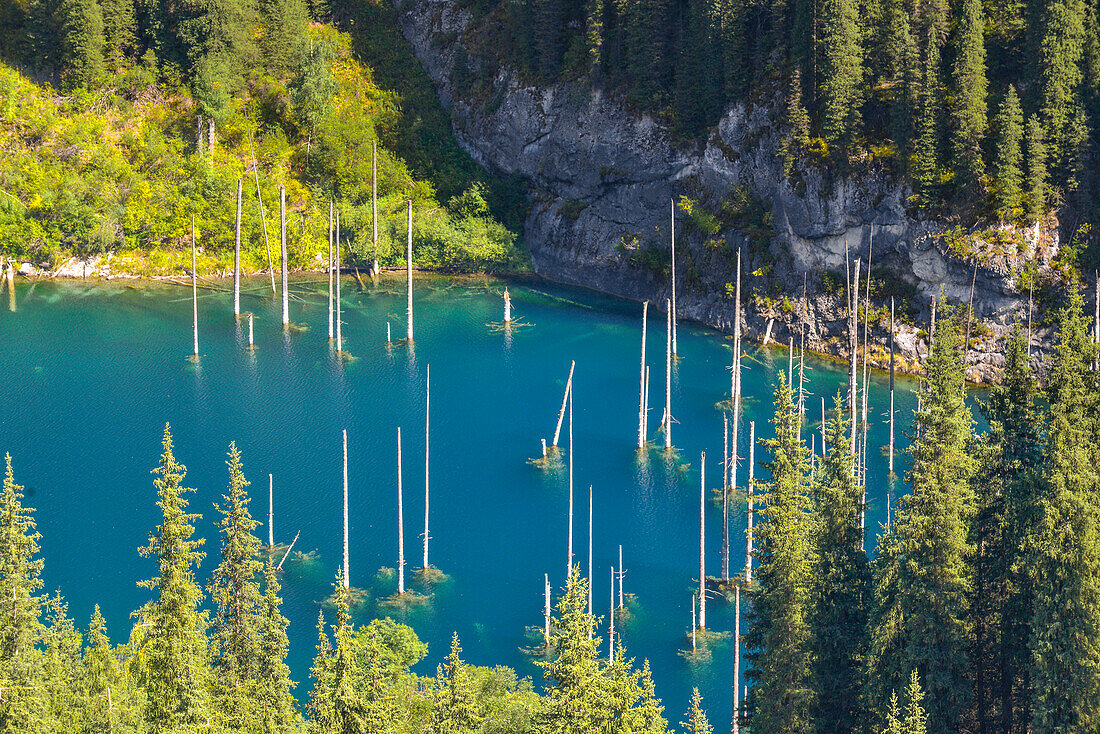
(0, 20), (528, 276)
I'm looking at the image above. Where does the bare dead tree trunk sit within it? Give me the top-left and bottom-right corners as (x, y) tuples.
(552, 361), (575, 448)
(234, 179), (242, 317)
(191, 216), (198, 357)
(423, 365), (430, 570)
(280, 186), (288, 327)
(246, 132), (276, 296)
(342, 430), (349, 589)
(397, 426), (405, 595)
(699, 451), (706, 629)
(639, 301), (648, 448)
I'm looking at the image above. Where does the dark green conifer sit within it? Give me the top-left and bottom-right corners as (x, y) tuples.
(134, 424), (212, 732)
(950, 0), (988, 197)
(911, 36), (941, 208)
(260, 0), (309, 77)
(1030, 288), (1100, 733)
(56, 0), (105, 88)
(809, 396), (870, 734)
(1025, 114), (1047, 221)
(99, 0), (135, 68)
(256, 561), (298, 731)
(819, 0), (863, 145)
(681, 687), (712, 734)
(992, 86), (1024, 219)
(972, 323), (1042, 732)
(869, 308), (975, 734)
(209, 442), (264, 683)
(745, 374), (815, 734)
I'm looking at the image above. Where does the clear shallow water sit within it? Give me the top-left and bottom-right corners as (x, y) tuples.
(0, 275), (920, 727)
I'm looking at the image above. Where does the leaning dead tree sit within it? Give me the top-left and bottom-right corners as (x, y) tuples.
(551, 361), (576, 449)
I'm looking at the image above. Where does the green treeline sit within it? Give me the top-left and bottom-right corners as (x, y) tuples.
(742, 285), (1100, 733)
(0, 0), (527, 271)
(481, 0), (1100, 226)
(3, 287), (1099, 733)
(0, 429), (695, 733)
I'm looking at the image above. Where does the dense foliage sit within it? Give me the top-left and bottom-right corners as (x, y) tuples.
(469, 0), (1100, 237)
(0, 0), (527, 273)
(4, 284), (1100, 733)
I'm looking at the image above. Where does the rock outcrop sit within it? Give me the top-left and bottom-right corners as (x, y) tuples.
(392, 0), (1070, 382)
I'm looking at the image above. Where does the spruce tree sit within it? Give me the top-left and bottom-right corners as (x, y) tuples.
(0, 456), (46, 730)
(99, 0), (135, 68)
(809, 396), (870, 734)
(972, 323), (1042, 731)
(950, 0), (988, 198)
(818, 0), (863, 146)
(40, 591), (83, 726)
(257, 561), (298, 732)
(428, 634), (482, 734)
(1025, 115), (1047, 221)
(82, 605), (141, 733)
(745, 374), (815, 734)
(134, 424), (212, 732)
(0, 454), (45, 662)
(868, 308), (976, 734)
(1035, 0), (1086, 176)
(902, 671), (928, 734)
(209, 442), (264, 684)
(911, 35), (941, 208)
(681, 688), (712, 734)
(883, 0), (918, 155)
(56, 0), (105, 88)
(992, 86), (1024, 219)
(780, 68), (811, 175)
(306, 608), (336, 731)
(1030, 288), (1100, 732)
(537, 567), (605, 732)
(260, 0), (309, 77)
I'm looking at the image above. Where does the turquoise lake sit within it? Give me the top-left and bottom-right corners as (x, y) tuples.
(0, 274), (921, 727)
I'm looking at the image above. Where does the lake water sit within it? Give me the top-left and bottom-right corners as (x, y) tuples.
(0, 274), (919, 727)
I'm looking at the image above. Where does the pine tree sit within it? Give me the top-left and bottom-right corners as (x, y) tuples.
(992, 86), (1024, 219)
(950, 0), (988, 198)
(745, 374), (816, 734)
(256, 561), (298, 732)
(882, 690), (903, 734)
(780, 69), (811, 175)
(1025, 114), (1048, 221)
(1035, 0), (1086, 176)
(428, 634), (482, 734)
(818, 0), (863, 146)
(260, 0), (309, 77)
(911, 35), (941, 208)
(209, 442), (264, 683)
(681, 688), (712, 734)
(40, 591), (83, 725)
(1030, 288), (1100, 733)
(99, 0), (135, 68)
(134, 424), (212, 732)
(868, 308), (976, 734)
(902, 671), (928, 734)
(883, 0), (918, 154)
(972, 323), (1043, 732)
(809, 395), (870, 734)
(56, 0), (105, 88)
(537, 567), (605, 732)
(0, 454), (45, 663)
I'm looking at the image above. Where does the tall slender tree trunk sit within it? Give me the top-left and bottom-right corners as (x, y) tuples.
(234, 179), (242, 317)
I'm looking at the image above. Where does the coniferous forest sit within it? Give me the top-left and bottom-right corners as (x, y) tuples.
(4, 0), (1100, 730)
(2, 285), (1100, 734)
(483, 0), (1099, 237)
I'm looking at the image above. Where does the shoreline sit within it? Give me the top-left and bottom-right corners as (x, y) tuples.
(8, 259), (952, 388)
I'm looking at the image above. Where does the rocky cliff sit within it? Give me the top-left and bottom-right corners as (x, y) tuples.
(393, 0), (1064, 382)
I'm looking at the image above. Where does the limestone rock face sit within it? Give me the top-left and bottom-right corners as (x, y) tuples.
(394, 0), (1060, 382)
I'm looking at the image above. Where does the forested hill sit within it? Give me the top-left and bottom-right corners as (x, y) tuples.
(464, 0), (1098, 254)
(0, 0), (527, 272)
